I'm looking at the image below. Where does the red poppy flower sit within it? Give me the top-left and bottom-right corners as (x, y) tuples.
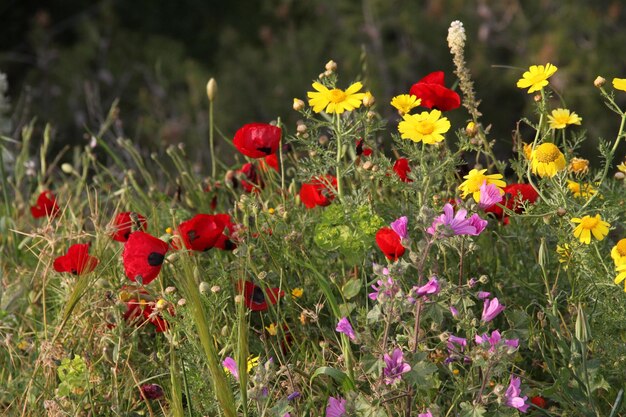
(110, 212), (148, 242)
(122, 231), (169, 285)
(393, 158), (412, 182)
(124, 298), (169, 332)
(259, 153), (279, 172)
(53, 243), (99, 275)
(375, 227), (405, 261)
(409, 71), (461, 112)
(177, 214), (227, 252)
(30, 190), (60, 218)
(233, 123), (282, 159)
(236, 162), (263, 193)
(213, 213), (238, 251)
(236, 280), (284, 311)
(484, 183), (539, 220)
(356, 139), (372, 157)
(530, 396), (547, 409)
(299, 175), (337, 209)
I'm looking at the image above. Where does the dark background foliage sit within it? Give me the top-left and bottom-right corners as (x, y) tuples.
(2, 0), (626, 165)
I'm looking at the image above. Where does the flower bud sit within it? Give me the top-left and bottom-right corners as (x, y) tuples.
(575, 304), (591, 343)
(593, 76), (606, 88)
(199, 281), (211, 295)
(155, 299), (168, 310)
(206, 78), (217, 102)
(165, 286), (176, 294)
(465, 121), (478, 137)
(615, 172), (625, 180)
(362, 161), (373, 170)
(325, 60), (337, 72)
(292, 98), (305, 111)
(211, 285), (221, 293)
(318, 135), (329, 145)
(177, 298), (186, 307)
(61, 163), (74, 174)
(556, 207), (567, 217)
(296, 124), (307, 134)
(362, 92), (375, 107)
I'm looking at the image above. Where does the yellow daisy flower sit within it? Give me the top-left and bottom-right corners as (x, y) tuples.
(265, 323), (278, 336)
(556, 244), (571, 269)
(567, 181), (596, 198)
(307, 81), (366, 114)
(291, 288), (304, 298)
(398, 109), (451, 144)
(390, 94), (421, 115)
(611, 238), (626, 266)
(530, 143), (566, 178)
(571, 214), (610, 244)
(458, 168), (506, 202)
(568, 157), (589, 175)
(547, 108), (582, 129)
(612, 78), (626, 92)
(618, 162), (626, 174)
(516, 63), (558, 93)
(247, 355), (260, 372)
(522, 142), (533, 160)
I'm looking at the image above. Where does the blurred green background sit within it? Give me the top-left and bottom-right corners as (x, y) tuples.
(2, 0), (626, 166)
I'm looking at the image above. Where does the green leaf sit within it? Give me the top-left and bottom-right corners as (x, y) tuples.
(342, 278), (361, 300)
(310, 366), (355, 391)
(459, 401), (486, 417)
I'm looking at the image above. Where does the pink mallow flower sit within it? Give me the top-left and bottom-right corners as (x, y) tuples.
(326, 396), (347, 417)
(418, 411), (433, 417)
(504, 376), (530, 413)
(426, 203), (487, 237)
(416, 277), (440, 297)
(390, 216), (409, 240)
(382, 348), (412, 385)
(481, 297), (506, 322)
(475, 330), (519, 353)
(222, 357), (239, 380)
(336, 317), (356, 341)
(369, 275), (400, 302)
(478, 181), (504, 209)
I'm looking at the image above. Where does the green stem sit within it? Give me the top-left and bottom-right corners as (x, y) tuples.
(334, 114), (344, 202)
(526, 92), (549, 203)
(209, 100), (217, 178)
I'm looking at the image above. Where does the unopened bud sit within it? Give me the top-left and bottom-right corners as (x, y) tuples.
(556, 207), (567, 217)
(465, 121), (478, 137)
(211, 285), (221, 293)
(199, 281), (211, 295)
(324, 69), (333, 77)
(575, 303), (591, 343)
(155, 299), (168, 310)
(61, 163), (74, 174)
(293, 98), (305, 111)
(318, 135), (329, 145)
(533, 94), (542, 102)
(165, 286), (176, 294)
(177, 298), (187, 307)
(593, 76), (606, 88)
(296, 124), (307, 134)
(206, 78), (217, 102)
(615, 172), (625, 180)
(234, 294), (243, 304)
(362, 161), (373, 170)
(362, 92), (375, 107)
(325, 60), (337, 72)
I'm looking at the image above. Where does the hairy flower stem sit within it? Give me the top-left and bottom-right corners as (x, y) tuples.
(474, 362), (494, 405)
(334, 114), (345, 202)
(526, 91), (550, 203)
(209, 99), (217, 178)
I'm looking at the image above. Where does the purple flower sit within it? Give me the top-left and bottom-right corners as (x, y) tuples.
(504, 376), (530, 413)
(481, 297), (505, 322)
(326, 396), (347, 417)
(222, 357), (239, 380)
(391, 216), (409, 240)
(468, 214), (488, 234)
(283, 414), (291, 417)
(140, 384), (164, 400)
(287, 391), (301, 401)
(475, 330), (519, 352)
(336, 317), (356, 341)
(415, 277), (440, 297)
(447, 335), (467, 351)
(477, 291), (491, 300)
(418, 411), (433, 417)
(369, 276), (399, 302)
(450, 305), (459, 317)
(382, 348), (412, 385)
(478, 181), (503, 209)
(468, 277), (477, 287)
(426, 203), (488, 237)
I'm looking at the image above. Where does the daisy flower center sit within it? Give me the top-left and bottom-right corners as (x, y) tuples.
(328, 89), (347, 103)
(580, 216), (599, 229)
(617, 239), (626, 257)
(535, 143), (561, 163)
(414, 120), (435, 136)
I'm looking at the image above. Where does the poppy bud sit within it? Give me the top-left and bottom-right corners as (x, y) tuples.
(292, 98), (305, 111)
(206, 78), (217, 102)
(177, 298), (186, 307)
(593, 76), (606, 88)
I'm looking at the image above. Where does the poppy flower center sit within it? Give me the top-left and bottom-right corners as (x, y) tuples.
(147, 252), (165, 266)
(251, 286), (265, 304)
(414, 120), (435, 136)
(580, 216), (599, 229)
(617, 239), (626, 257)
(328, 88), (347, 103)
(534, 143), (561, 163)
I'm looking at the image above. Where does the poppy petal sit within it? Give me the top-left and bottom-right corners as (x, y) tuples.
(122, 231), (169, 285)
